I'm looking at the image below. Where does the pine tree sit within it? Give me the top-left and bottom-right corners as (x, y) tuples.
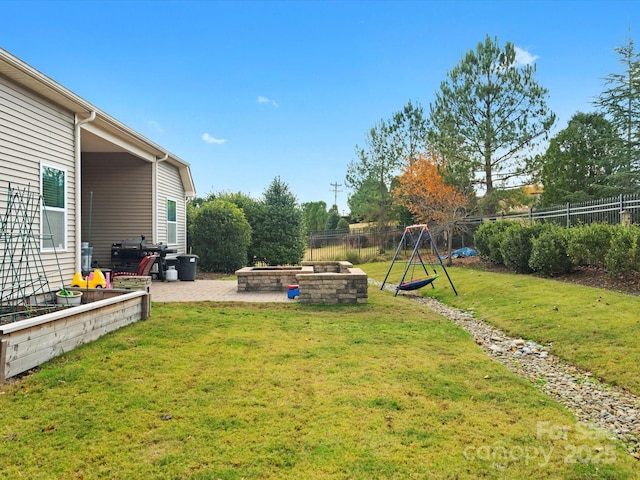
(594, 35), (640, 191)
(428, 35), (555, 213)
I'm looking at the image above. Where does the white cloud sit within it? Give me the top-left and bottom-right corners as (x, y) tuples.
(202, 133), (227, 144)
(514, 46), (538, 66)
(147, 120), (164, 133)
(257, 95), (279, 107)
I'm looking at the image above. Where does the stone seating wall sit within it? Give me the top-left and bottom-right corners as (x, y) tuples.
(236, 266), (313, 292)
(297, 261), (368, 304)
(236, 261), (368, 304)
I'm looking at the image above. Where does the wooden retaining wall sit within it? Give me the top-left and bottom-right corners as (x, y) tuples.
(0, 289), (149, 383)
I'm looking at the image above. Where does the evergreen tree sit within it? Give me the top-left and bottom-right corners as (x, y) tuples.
(594, 35), (640, 191)
(325, 205), (341, 231)
(347, 174), (390, 224)
(301, 201), (328, 234)
(336, 217), (350, 231)
(252, 177), (305, 265)
(346, 120), (402, 226)
(428, 35), (555, 213)
(535, 112), (617, 206)
(346, 101), (428, 225)
(390, 100), (429, 164)
(217, 191), (263, 265)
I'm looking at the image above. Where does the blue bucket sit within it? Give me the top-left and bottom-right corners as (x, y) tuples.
(287, 285), (299, 299)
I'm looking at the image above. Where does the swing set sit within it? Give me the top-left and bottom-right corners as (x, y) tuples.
(380, 224), (458, 297)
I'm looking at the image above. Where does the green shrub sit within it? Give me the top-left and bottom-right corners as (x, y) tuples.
(191, 199), (252, 273)
(605, 225), (638, 276)
(336, 250), (364, 265)
(634, 225), (640, 272)
(566, 223), (612, 268)
(500, 222), (543, 274)
(474, 222), (494, 262)
(529, 224), (572, 276)
(474, 221), (513, 264)
(336, 217), (350, 231)
(325, 208), (341, 231)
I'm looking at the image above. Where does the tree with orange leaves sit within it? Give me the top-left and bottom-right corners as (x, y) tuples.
(393, 154), (469, 264)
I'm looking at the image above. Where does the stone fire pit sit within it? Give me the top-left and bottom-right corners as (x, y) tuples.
(236, 265), (314, 292)
(236, 261), (368, 304)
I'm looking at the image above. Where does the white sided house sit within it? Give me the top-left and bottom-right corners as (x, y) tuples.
(0, 48), (195, 291)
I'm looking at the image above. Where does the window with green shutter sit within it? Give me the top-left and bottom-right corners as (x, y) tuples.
(41, 165), (66, 250)
(167, 199), (177, 244)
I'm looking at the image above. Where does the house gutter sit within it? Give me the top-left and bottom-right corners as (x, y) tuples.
(74, 111), (96, 273)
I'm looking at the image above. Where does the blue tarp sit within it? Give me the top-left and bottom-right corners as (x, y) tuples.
(441, 247), (477, 260)
(451, 247), (477, 258)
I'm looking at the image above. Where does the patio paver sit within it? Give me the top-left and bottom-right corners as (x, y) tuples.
(150, 279), (292, 303)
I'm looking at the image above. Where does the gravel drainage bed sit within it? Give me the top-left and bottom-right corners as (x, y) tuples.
(372, 280), (640, 459)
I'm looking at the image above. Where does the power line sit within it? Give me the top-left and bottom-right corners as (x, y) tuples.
(329, 181), (342, 207)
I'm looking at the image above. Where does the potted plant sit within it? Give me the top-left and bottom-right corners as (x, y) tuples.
(56, 288), (83, 306)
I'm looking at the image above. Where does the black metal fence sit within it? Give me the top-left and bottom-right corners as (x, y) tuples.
(305, 194), (640, 262)
(304, 225), (473, 262)
(305, 226), (406, 262)
(464, 193), (640, 228)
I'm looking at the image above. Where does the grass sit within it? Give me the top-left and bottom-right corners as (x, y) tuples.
(362, 261), (640, 396)
(1, 290), (638, 478)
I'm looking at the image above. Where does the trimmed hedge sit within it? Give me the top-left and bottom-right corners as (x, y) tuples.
(605, 224), (639, 276)
(500, 222), (544, 274)
(474, 221), (513, 264)
(529, 224), (572, 277)
(566, 223), (612, 268)
(191, 199), (252, 273)
(473, 221), (639, 278)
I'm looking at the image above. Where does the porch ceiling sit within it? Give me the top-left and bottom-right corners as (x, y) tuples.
(82, 129), (126, 153)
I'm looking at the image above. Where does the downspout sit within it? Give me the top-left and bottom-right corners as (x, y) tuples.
(74, 111), (96, 273)
(152, 153), (169, 243)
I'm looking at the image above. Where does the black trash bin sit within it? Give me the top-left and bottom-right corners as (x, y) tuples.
(177, 254), (199, 281)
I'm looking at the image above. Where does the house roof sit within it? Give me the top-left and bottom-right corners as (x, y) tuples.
(0, 48), (196, 198)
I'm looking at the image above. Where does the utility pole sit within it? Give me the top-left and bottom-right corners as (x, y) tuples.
(329, 182), (342, 208)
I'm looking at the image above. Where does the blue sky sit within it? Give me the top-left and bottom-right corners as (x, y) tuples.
(1, 0), (638, 214)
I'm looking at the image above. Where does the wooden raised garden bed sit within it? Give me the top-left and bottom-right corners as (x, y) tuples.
(0, 288), (150, 383)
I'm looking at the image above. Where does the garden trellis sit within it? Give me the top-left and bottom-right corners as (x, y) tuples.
(0, 185), (62, 323)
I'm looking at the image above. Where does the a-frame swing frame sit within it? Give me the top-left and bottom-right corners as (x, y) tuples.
(381, 224), (458, 296)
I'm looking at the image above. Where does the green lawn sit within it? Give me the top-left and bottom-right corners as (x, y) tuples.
(362, 261), (640, 396)
(0, 288), (638, 478)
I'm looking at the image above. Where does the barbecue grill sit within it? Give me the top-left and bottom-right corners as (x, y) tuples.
(111, 235), (177, 281)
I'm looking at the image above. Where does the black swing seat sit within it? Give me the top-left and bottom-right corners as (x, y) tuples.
(398, 274), (439, 291)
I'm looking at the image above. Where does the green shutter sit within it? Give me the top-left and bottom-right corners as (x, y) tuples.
(167, 200), (177, 222)
(42, 166), (65, 208)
